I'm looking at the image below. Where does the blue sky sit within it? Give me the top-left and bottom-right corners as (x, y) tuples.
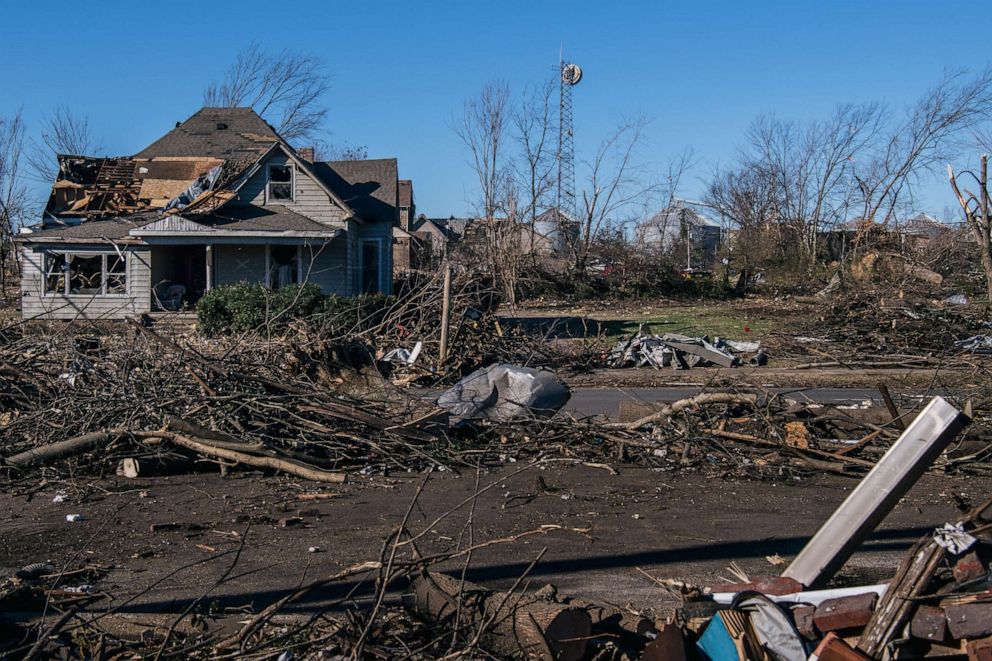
(2, 0), (990, 219)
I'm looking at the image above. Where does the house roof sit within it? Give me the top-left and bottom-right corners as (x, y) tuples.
(134, 108), (280, 159)
(131, 205), (337, 239)
(193, 205), (333, 233)
(399, 179), (413, 207)
(18, 215), (158, 242)
(312, 159), (398, 225)
(424, 216), (473, 239)
(647, 200), (721, 229)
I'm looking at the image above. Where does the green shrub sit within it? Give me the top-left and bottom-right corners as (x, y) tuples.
(196, 283), (396, 336)
(196, 282), (326, 335)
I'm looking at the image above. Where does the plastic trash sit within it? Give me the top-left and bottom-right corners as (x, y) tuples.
(437, 364), (570, 422)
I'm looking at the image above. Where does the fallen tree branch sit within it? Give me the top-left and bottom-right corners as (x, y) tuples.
(615, 393), (758, 431)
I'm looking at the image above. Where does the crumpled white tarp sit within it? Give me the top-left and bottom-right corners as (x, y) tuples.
(436, 364), (570, 422)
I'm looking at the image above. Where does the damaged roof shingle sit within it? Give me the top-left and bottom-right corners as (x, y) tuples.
(134, 108), (280, 159)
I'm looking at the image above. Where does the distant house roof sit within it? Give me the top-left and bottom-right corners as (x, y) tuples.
(646, 200), (722, 229)
(423, 216), (474, 240)
(534, 208), (577, 225)
(312, 159), (398, 225)
(399, 179), (413, 208)
(900, 213), (948, 237)
(134, 108), (280, 159)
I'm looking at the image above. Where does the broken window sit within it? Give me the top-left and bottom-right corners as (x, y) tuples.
(43, 252), (128, 295)
(44, 253), (66, 294)
(267, 165), (294, 202)
(69, 255), (103, 294)
(106, 254), (127, 294)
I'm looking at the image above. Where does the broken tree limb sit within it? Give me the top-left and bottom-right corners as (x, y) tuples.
(411, 572), (591, 661)
(3, 429), (129, 470)
(616, 393), (758, 431)
(156, 432), (347, 484)
(877, 382), (906, 431)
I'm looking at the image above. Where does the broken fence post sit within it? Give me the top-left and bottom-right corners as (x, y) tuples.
(437, 261), (452, 370)
(782, 396), (968, 588)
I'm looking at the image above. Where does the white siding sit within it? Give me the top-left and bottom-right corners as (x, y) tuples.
(236, 153), (348, 227)
(19, 244), (151, 320)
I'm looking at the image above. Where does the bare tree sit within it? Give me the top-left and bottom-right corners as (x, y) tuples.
(27, 104), (101, 184)
(743, 102), (883, 260)
(573, 116), (658, 275)
(706, 160), (781, 269)
(452, 80), (523, 303)
(949, 155), (992, 303)
(512, 77), (557, 227)
(0, 109), (28, 292)
(854, 68), (992, 224)
(204, 43), (330, 142)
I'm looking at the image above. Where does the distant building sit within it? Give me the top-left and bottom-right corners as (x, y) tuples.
(636, 199), (726, 270)
(392, 179), (416, 272)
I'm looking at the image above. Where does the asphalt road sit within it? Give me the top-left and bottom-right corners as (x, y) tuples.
(564, 387), (883, 420)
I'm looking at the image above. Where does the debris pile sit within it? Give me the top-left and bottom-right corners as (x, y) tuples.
(608, 330), (765, 369)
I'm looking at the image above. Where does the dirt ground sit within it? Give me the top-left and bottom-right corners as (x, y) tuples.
(2, 464), (984, 621)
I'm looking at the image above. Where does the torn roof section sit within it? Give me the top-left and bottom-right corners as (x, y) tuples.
(37, 107), (398, 231)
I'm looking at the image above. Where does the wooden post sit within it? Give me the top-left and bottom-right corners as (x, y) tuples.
(297, 244), (304, 284)
(437, 262), (452, 370)
(205, 244), (213, 291)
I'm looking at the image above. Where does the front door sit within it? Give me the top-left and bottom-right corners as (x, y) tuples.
(361, 240), (380, 293)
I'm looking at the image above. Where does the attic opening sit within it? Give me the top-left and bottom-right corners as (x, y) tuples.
(267, 164), (294, 203)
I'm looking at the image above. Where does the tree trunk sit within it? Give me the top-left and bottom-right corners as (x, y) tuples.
(411, 572), (590, 661)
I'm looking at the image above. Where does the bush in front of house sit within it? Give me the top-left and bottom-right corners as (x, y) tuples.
(196, 282), (395, 336)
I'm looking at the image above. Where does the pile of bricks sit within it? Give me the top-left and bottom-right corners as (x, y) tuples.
(648, 542), (992, 660)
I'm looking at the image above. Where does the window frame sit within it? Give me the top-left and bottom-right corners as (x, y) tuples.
(266, 164), (296, 203)
(43, 250), (129, 297)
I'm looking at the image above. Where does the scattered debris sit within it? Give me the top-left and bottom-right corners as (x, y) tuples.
(607, 331), (759, 369)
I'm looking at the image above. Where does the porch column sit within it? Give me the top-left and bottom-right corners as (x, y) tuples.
(205, 244), (214, 291)
(297, 244), (304, 284)
(264, 244), (272, 289)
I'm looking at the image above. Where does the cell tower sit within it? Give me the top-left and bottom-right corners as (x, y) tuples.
(557, 59), (582, 222)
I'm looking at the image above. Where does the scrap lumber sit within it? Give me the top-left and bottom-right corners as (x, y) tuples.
(411, 572), (591, 661)
(857, 537), (945, 656)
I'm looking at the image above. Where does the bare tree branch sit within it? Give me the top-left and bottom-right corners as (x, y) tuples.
(204, 43), (330, 142)
(26, 105), (101, 184)
(0, 108), (29, 292)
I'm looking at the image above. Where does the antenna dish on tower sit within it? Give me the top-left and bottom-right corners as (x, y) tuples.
(561, 63), (582, 85)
